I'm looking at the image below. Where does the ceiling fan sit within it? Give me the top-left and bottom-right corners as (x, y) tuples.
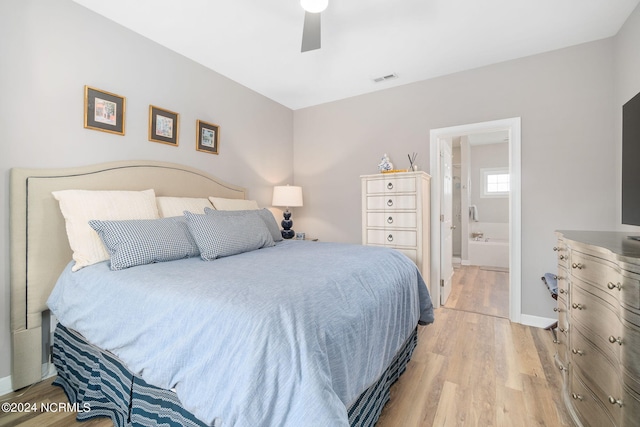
(300, 0), (328, 52)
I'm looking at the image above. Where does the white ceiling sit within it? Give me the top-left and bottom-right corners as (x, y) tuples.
(72, 0), (639, 110)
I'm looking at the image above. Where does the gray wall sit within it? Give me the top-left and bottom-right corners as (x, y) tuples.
(469, 142), (509, 224)
(0, 0), (293, 380)
(292, 38), (619, 320)
(615, 3), (640, 231)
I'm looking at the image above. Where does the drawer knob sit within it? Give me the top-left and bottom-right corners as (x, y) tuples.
(553, 246), (559, 251)
(558, 365), (566, 372)
(571, 348), (584, 356)
(553, 307), (560, 312)
(571, 393), (584, 401)
(608, 396), (623, 407)
(387, 182), (394, 190)
(606, 281), (622, 291)
(559, 255), (567, 260)
(572, 303), (584, 310)
(572, 262), (583, 269)
(387, 199), (394, 207)
(387, 234), (394, 242)
(608, 336), (623, 345)
(387, 216), (393, 224)
(559, 288), (566, 294)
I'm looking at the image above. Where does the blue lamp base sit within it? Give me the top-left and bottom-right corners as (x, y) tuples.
(281, 210), (295, 239)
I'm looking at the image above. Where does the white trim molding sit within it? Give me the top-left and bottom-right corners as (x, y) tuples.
(0, 375), (12, 396)
(430, 117), (522, 323)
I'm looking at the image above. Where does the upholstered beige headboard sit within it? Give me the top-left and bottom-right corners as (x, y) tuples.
(10, 160), (246, 390)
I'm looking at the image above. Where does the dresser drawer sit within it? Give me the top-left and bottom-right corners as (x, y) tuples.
(571, 251), (623, 307)
(367, 229), (417, 247)
(366, 176), (416, 194)
(556, 240), (570, 270)
(619, 270), (640, 310)
(621, 312), (640, 392)
(367, 195), (416, 210)
(570, 371), (616, 427)
(556, 298), (569, 368)
(572, 284), (622, 363)
(622, 383), (640, 427)
(572, 325), (623, 426)
(366, 212), (417, 228)
(557, 267), (569, 298)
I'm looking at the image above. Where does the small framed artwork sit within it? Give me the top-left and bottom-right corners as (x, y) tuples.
(149, 105), (179, 146)
(196, 120), (220, 155)
(84, 86), (126, 135)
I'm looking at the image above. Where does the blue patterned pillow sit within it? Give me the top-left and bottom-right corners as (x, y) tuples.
(184, 211), (275, 260)
(89, 217), (200, 270)
(203, 207), (283, 242)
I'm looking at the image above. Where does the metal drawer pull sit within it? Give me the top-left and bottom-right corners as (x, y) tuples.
(608, 396), (623, 407)
(559, 255), (567, 260)
(607, 282), (622, 291)
(387, 216), (393, 224)
(608, 336), (623, 345)
(387, 234), (394, 242)
(387, 199), (393, 206)
(558, 365), (566, 372)
(572, 262), (583, 269)
(387, 182), (394, 190)
(553, 307), (560, 312)
(559, 288), (566, 294)
(571, 348), (584, 356)
(572, 303), (584, 310)
(553, 247), (559, 251)
(571, 393), (583, 401)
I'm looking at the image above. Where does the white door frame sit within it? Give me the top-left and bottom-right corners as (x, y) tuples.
(429, 117), (522, 323)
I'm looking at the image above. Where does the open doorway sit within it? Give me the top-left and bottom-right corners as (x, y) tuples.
(429, 118), (521, 323)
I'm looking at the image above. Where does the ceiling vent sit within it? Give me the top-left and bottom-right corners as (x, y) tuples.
(373, 73), (398, 83)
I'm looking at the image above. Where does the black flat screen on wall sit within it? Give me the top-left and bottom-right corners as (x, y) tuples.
(622, 90), (640, 226)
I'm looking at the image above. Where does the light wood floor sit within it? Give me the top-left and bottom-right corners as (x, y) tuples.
(1, 266), (569, 427)
(443, 265), (510, 319)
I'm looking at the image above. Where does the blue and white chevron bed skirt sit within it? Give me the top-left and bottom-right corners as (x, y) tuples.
(53, 323), (418, 427)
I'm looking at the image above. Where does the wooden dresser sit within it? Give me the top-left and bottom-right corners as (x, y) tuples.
(555, 231), (640, 427)
(361, 171), (430, 280)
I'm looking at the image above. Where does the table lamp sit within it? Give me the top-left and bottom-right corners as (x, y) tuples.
(272, 185), (303, 239)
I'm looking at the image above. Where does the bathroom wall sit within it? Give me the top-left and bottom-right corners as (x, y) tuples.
(469, 141), (509, 224)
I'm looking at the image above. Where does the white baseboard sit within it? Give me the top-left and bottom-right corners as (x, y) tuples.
(0, 374), (12, 397)
(521, 314), (556, 329)
(0, 363), (57, 398)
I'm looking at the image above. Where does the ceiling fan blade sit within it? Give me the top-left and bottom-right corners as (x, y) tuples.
(301, 11), (321, 52)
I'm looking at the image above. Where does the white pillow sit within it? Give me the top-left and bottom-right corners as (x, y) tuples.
(52, 189), (159, 271)
(208, 196), (259, 211)
(156, 196), (213, 217)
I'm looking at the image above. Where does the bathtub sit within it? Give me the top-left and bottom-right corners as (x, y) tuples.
(466, 237), (509, 269)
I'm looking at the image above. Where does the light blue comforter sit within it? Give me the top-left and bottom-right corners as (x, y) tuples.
(48, 241), (434, 427)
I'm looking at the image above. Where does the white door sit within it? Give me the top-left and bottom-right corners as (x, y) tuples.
(440, 139), (454, 305)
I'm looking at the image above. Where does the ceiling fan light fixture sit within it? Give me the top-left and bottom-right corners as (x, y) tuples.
(301, 0), (328, 13)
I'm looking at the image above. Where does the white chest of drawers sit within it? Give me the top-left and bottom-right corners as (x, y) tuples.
(361, 171), (430, 280)
(555, 231), (640, 427)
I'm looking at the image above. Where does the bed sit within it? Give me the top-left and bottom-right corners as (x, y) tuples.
(9, 160), (434, 427)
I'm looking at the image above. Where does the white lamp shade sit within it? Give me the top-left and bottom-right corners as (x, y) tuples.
(301, 0), (328, 13)
(272, 185), (303, 207)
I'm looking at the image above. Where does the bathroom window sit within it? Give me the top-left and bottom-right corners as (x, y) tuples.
(481, 167), (509, 198)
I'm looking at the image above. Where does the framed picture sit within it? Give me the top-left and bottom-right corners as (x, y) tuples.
(196, 120), (220, 155)
(84, 86), (126, 135)
(149, 105), (179, 146)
